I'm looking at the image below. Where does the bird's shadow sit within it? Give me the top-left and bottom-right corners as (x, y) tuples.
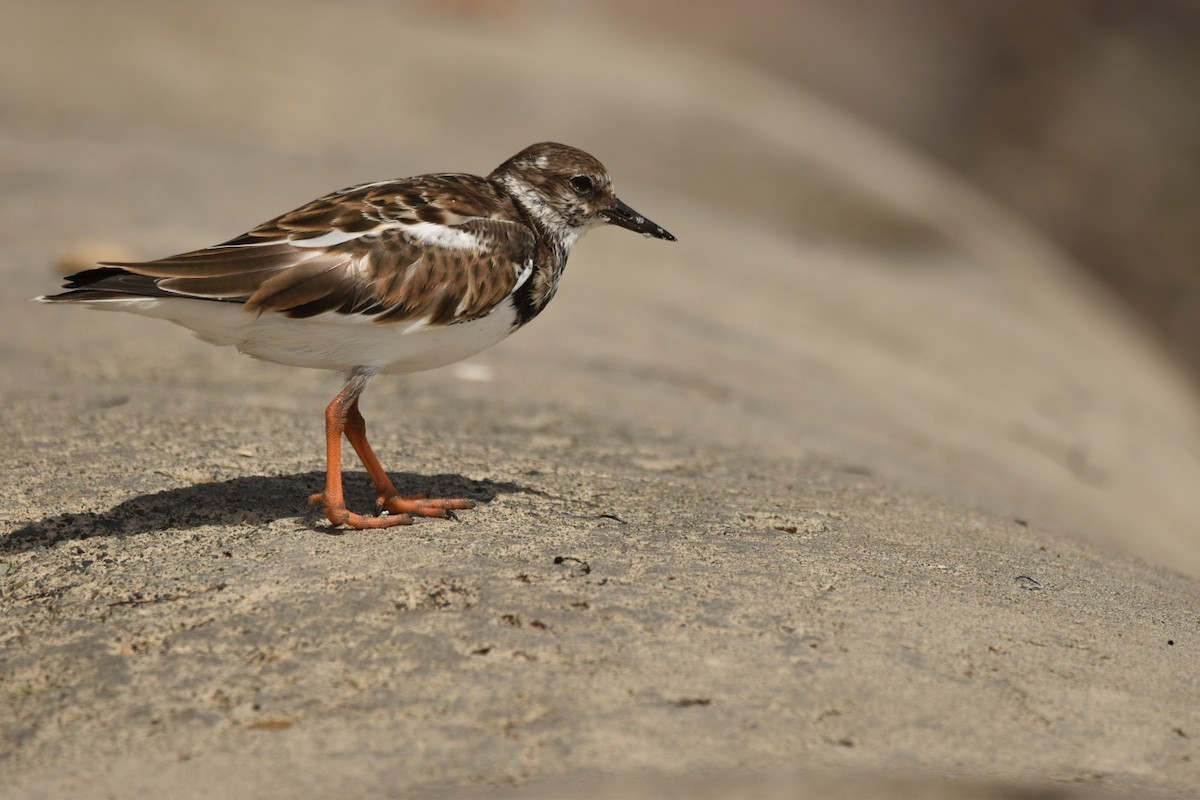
(3, 471), (538, 552)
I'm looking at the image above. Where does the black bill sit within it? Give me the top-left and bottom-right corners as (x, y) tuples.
(602, 198), (676, 241)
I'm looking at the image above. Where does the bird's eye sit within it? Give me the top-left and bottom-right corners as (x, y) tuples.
(570, 175), (594, 194)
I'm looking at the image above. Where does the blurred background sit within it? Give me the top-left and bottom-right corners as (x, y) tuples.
(499, 0), (1200, 382)
(6, 2), (1200, 795)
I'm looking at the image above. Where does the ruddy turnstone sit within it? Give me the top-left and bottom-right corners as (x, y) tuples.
(41, 142), (675, 529)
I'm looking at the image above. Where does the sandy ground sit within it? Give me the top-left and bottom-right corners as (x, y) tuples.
(2, 2), (1199, 798)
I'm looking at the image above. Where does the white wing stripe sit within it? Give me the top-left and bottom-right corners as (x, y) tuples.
(401, 221), (482, 251)
(279, 221), (483, 252)
(291, 229), (385, 249)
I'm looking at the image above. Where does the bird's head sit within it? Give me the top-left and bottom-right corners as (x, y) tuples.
(491, 142), (676, 250)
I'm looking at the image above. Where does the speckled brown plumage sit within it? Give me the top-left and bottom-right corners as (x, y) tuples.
(80, 175), (536, 326)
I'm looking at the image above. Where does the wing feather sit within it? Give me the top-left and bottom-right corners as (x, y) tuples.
(54, 174), (538, 326)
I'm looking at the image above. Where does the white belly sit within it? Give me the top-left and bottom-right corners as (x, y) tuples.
(80, 296), (521, 374)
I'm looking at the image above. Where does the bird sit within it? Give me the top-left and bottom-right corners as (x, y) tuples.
(41, 142), (676, 530)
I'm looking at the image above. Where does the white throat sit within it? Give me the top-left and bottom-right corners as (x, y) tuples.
(501, 176), (586, 255)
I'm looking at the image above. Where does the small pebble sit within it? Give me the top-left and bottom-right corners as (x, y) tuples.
(1014, 575), (1044, 590)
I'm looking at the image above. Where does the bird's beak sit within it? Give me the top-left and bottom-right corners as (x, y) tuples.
(602, 198), (676, 241)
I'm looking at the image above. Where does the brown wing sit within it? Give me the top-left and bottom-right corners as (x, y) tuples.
(93, 174), (537, 325)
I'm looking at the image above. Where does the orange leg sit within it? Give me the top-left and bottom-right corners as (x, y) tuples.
(308, 372), (475, 529)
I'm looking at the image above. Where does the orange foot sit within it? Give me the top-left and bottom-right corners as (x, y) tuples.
(380, 493), (475, 518)
(312, 373), (478, 531)
(307, 492), (475, 530)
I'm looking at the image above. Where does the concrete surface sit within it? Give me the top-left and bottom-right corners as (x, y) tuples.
(2, 2), (1198, 798)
